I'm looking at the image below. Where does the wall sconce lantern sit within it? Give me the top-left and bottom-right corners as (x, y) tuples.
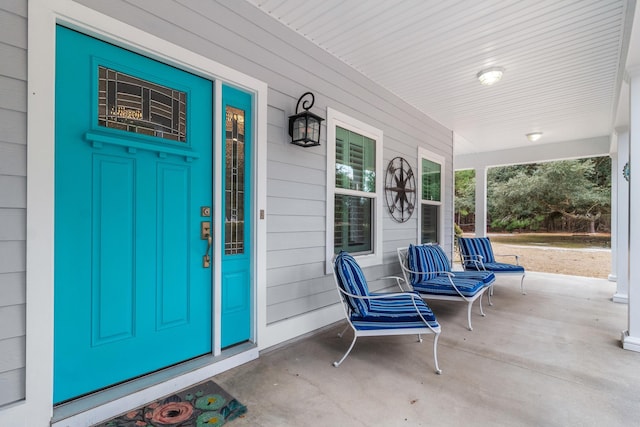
(288, 92), (324, 147)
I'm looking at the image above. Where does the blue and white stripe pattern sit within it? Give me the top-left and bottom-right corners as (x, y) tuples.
(452, 270), (496, 285)
(334, 252), (440, 330)
(411, 276), (487, 296)
(406, 244), (493, 295)
(407, 244), (450, 285)
(334, 251), (371, 315)
(458, 237), (525, 273)
(458, 237), (495, 264)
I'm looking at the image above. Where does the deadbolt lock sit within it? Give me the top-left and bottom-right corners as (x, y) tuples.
(201, 206), (211, 217)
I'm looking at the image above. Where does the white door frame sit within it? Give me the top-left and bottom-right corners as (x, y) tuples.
(16, 1), (268, 425)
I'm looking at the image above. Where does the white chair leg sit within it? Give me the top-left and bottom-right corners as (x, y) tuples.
(478, 293), (486, 317)
(417, 333), (423, 343)
(337, 324), (350, 338)
(487, 284), (494, 306)
(333, 334), (358, 367)
(520, 274), (526, 295)
(466, 301), (473, 331)
(433, 333), (442, 374)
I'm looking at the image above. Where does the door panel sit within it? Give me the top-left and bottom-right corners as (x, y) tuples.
(91, 155), (136, 345)
(221, 85), (253, 348)
(54, 26), (213, 403)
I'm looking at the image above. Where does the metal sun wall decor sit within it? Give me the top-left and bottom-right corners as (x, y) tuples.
(385, 157), (416, 223)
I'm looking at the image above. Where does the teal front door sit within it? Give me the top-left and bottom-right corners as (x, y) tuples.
(54, 26), (213, 403)
(221, 86), (253, 347)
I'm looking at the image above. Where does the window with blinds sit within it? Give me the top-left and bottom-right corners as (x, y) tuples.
(420, 154), (443, 244)
(334, 126), (376, 254)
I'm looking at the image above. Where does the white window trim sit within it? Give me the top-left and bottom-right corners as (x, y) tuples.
(326, 108), (383, 274)
(418, 147), (445, 244)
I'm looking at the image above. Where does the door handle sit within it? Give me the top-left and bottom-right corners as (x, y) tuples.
(202, 221), (212, 268)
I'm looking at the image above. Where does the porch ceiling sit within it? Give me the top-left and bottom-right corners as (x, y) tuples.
(247, 0), (637, 157)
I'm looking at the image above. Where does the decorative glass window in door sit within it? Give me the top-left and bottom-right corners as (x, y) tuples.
(225, 106), (245, 254)
(98, 66), (186, 142)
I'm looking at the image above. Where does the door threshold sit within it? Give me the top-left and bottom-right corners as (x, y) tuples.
(51, 342), (258, 427)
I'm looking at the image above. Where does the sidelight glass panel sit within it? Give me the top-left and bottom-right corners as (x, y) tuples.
(98, 66), (187, 142)
(225, 106), (245, 255)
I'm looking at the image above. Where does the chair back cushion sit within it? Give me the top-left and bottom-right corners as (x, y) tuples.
(407, 244), (451, 285)
(458, 237), (496, 264)
(334, 251), (371, 315)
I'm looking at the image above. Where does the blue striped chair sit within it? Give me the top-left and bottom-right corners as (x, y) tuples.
(332, 251), (442, 374)
(457, 237), (526, 295)
(397, 244), (495, 330)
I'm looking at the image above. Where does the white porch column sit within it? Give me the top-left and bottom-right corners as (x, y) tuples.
(614, 129), (629, 303)
(623, 71), (640, 351)
(475, 166), (487, 237)
(609, 148), (617, 282)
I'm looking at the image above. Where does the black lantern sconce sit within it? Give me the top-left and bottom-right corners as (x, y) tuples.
(288, 92), (324, 147)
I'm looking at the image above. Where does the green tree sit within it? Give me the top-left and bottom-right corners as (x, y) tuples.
(488, 158), (610, 233)
(454, 169), (475, 228)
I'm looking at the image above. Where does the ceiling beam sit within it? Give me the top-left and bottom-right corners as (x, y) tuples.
(454, 136), (610, 170)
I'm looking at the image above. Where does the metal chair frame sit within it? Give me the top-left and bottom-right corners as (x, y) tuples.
(332, 256), (442, 374)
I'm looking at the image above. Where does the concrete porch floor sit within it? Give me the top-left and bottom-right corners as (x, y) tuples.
(214, 272), (640, 426)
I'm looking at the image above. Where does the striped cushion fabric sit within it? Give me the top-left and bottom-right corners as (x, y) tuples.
(350, 293), (440, 330)
(451, 270), (496, 286)
(458, 237), (496, 267)
(407, 244), (451, 285)
(481, 262), (525, 273)
(334, 251), (371, 315)
(412, 276), (486, 297)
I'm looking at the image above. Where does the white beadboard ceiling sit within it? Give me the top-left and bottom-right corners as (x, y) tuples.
(246, 0), (636, 156)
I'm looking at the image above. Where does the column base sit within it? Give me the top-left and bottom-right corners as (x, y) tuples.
(612, 293), (629, 304)
(608, 274), (617, 282)
(622, 330), (640, 352)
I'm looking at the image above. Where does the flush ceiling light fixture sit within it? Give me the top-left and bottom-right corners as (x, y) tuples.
(526, 132), (543, 142)
(477, 67), (505, 86)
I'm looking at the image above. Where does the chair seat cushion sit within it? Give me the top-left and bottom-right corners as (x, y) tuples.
(451, 270), (496, 285)
(350, 294), (440, 330)
(464, 262), (525, 273)
(412, 276), (486, 297)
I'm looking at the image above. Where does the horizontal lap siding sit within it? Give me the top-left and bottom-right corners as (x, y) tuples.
(70, 0), (454, 324)
(0, 1), (26, 407)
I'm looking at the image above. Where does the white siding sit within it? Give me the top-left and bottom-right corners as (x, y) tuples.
(0, 0), (26, 407)
(72, 0), (454, 324)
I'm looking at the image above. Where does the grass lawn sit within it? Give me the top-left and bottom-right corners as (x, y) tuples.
(485, 232), (610, 249)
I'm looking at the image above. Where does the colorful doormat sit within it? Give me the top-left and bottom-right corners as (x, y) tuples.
(94, 380), (247, 427)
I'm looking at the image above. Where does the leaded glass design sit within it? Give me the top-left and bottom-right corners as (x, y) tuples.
(98, 66), (187, 142)
(225, 106), (245, 255)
